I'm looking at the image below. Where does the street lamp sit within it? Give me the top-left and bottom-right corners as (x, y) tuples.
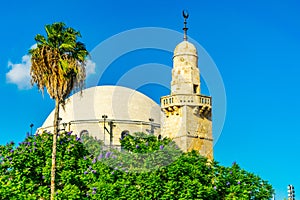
(108, 121), (115, 147)
(30, 123), (34, 136)
(149, 118), (154, 122)
(149, 118), (154, 134)
(101, 115), (114, 147)
(102, 115), (108, 145)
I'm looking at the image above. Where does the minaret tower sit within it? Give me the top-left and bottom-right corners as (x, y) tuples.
(160, 11), (213, 160)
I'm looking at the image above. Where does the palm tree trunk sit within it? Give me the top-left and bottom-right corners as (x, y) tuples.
(50, 100), (59, 200)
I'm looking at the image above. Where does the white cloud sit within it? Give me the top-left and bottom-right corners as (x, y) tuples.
(6, 55), (32, 90)
(6, 47), (96, 90)
(85, 59), (96, 77)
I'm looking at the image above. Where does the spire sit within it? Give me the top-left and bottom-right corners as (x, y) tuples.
(182, 10), (189, 41)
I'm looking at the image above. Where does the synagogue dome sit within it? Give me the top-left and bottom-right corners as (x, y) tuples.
(39, 86), (161, 145)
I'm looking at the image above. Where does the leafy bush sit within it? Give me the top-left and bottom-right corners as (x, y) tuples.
(0, 132), (273, 199)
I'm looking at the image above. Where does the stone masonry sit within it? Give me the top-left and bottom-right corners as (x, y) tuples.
(160, 39), (213, 160)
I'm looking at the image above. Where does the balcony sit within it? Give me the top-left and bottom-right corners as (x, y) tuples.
(161, 94), (211, 109)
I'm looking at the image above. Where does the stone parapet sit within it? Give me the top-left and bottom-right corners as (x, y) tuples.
(161, 94), (211, 108)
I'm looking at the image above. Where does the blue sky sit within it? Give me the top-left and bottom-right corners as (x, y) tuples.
(1, 0), (300, 198)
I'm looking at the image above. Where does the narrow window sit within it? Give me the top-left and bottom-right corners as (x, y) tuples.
(193, 84), (198, 93)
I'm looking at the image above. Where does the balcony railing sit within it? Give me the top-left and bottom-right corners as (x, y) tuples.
(161, 94), (211, 108)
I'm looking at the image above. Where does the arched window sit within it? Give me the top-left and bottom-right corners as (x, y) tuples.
(121, 130), (129, 140)
(79, 130), (89, 142)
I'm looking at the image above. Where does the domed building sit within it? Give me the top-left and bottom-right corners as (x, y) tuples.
(38, 12), (213, 159)
(38, 86), (161, 148)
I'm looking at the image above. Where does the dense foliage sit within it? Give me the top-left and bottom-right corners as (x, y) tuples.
(0, 132), (273, 199)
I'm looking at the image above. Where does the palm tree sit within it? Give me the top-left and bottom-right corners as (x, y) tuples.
(29, 22), (89, 200)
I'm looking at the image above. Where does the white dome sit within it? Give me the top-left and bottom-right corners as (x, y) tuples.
(174, 40), (197, 57)
(41, 85), (161, 127)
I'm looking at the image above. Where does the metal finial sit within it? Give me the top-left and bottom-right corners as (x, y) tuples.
(182, 10), (189, 41)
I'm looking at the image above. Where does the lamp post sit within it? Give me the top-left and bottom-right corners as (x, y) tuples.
(101, 115), (114, 147)
(102, 115), (108, 145)
(108, 121), (115, 147)
(149, 118), (154, 134)
(30, 123), (34, 136)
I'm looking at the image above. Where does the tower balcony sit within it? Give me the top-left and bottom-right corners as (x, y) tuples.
(161, 94), (211, 109)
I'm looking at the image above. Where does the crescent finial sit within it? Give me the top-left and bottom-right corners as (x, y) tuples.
(183, 10), (189, 19)
(182, 10), (189, 41)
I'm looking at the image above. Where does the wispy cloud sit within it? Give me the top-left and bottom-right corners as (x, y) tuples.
(6, 55), (32, 90)
(6, 47), (96, 90)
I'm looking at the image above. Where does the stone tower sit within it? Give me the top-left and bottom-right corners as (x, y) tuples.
(160, 12), (213, 160)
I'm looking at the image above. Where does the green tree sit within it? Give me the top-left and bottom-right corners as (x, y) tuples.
(0, 132), (274, 199)
(116, 134), (274, 199)
(0, 132), (90, 199)
(29, 22), (89, 199)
